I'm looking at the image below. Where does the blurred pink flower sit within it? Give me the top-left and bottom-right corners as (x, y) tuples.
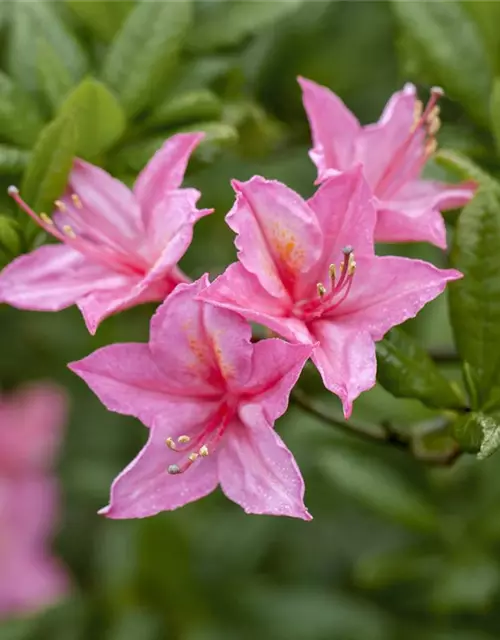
(70, 277), (312, 521)
(0, 133), (212, 334)
(198, 168), (461, 417)
(299, 78), (476, 248)
(0, 384), (70, 617)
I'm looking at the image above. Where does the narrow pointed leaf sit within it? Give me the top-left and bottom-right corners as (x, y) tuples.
(147, 90), (222, 129)
(65, 0), (134, 43)
(101, 0), (192, 117)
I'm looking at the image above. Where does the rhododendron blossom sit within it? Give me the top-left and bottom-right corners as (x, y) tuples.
(0, 384), (69, 616)
(299, 78), (476, 248)
(70, 277), (312, 520)
(198, 168), (461, 417)
(0, 133), (211, 333)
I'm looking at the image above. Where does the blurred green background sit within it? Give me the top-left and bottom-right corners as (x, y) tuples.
(2, 1), (500, 638)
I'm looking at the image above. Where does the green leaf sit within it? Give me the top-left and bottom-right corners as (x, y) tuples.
(477, 413), (500, 460)
(319, 449), (438, 531)
(58, 78), (126, 160)
(376, 328), (465, 410)
(188, 0), (304, 52)
(21, 115), (77, 222)
(435, 149), (495, 189)
(37, 36), (76, 112)
(390, 0), (492, 127)
(147, 90), (222, 129)
(452, 412), (483, 452)
(490, 78), (500, 156)
(0, 145), (31, 175)
(0, 215), (21, 256)
(101, 0), (192, 117)
(449, 188), (500, 406)
(462, 0), (500, 73)
(354, 547), (437, 589)
(0, 71), (45, 147)
(66, 0), (134, 42)
(7, 1), (87, 96)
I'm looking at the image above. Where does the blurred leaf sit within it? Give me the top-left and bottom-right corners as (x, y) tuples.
(462, 0), (500, 73)
(449, 188), (500, 406)
(391, 0), (492, 127)
(66, 0), (134, 42)
(21, 115), (76, 223)
(355, 547), (438, 589)
(435, 148), (496, 187)
(452, 412), (483, 452)
(147, 90), (222, 129)
(189, 0), (304, 52)
(491, 78), (500, 156)
(376, 328), (465, 410)
(37, 37), (76, 113)
(411, 421), (459, 463)
(7, 1), (88, 96)
(477, 413), (500, 460)
(320, 449), (438, 531)
(0, 145), (30, 175)
(431, 552), (500, 612)
(58, 77), (126, 159)
(0, 71), (45, 147)
(106, 610), (163, 640)
(102, 0), (192, 117)
(0, 215), (21, 256)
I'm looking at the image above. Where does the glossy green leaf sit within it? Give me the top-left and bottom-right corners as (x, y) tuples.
(58, 78), (126, 160)
(0, 71), (45, 147)
(376, 328), (465, 410)
(66, 0), (134, 42)
(490, 78), (500, 156)
(0, 215), (21, 256)
(319, 449), (438, 531)
(391, 0), (492, 126)
(449, 188), (500, 406)
(452, 412), (483, 452)
(7, 1), (88, 96)
(477, 413), (500, 460)
(147, 90), (222, 129)
(188, 0), (304, 52)
(0, 145), (31, 175)
(101, 0), (192, 117)
(21, 115), (77, 223)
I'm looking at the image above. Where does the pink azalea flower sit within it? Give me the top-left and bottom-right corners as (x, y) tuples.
(298, 78), (476, 248)
(198, 168), (462, 417)
(69, 277), (313, 521)
(0, 384), (70, 617)
(0, 133), (212, 334)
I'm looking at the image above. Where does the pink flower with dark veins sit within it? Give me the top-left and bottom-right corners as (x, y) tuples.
(69, 277), (312, 521)
(299, 78), (476, 248)
(0, 133), (212, 334)
(0, 384), (70, 617)
(198, 168), (462, 417)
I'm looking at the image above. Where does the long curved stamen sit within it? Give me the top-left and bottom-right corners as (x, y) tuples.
(375, 86), (444, 198)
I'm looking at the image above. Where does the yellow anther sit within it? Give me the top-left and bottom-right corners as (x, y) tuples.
(199, 445), (209, 457)
(426, 105), (440, 122)
(62, 224), (76, 239)
(177, 435), (190, 444)
(427, 116), (441, 137)
(188, 452), (199, 462)
(71, 194), (83, 209)
(40, 213), (54, 226)
(413, 100), (423, 121)
(424, 138), (438, 157)
(55, 200), (67, 212)
(166, 437), (177, 450)
(317, 283), (326, 297)
(329, 264), (336, 281)
(347, 258), (357, 276)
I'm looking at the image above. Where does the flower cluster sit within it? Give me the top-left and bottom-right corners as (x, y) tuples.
(0, 81), (474, 521)
(0, 384), (70, 616)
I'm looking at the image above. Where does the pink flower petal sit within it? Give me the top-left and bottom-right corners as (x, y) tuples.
(69, 343), (181, 427)
(310, 320), (376, 418)
(375, 201), (448, 249)
(218, 415), (311, 520)
(298, 76), (360, 181)
(355, 83), (419, 191)
(244, 339), (312, 422)
(228, 176), (323, 300)
(133, 132), (205, 223)
(336, 256), (462, 340)
(0, 244), (113, 311)
(101, 406), (219, 519)
(199, 263), (313, 344)
(150, 278), (254, 394)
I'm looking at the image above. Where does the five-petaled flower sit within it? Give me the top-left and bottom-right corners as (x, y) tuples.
(0, 383), (70, 616)
(198, 168), (462, 417)
(0, 133), (212, 334)
(69, 277), (313, 521)
(299, 77), (476, 248)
